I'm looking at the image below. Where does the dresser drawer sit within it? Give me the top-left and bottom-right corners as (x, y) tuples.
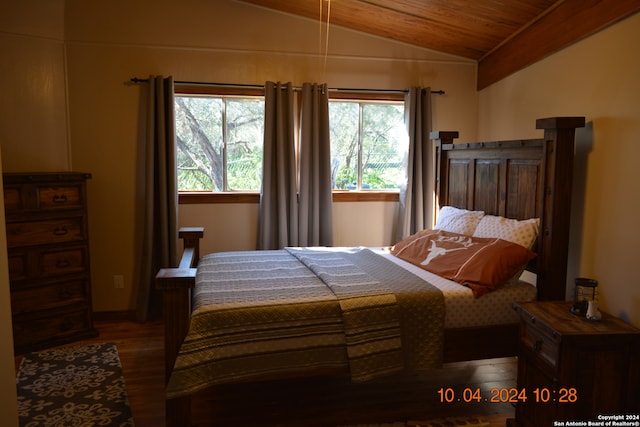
(3, 174), (88, 213)
(6, 217), (86, 248)
(13, 308), (93, 350)
(520, 317), (560, 372)
(8, 246), (88, 280)
(11, 279), (90, 315)
(37, 184), (84, 209)
(40, 246), (88, 277)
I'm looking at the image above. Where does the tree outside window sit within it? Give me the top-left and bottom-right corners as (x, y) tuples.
(174, 92), (406, 193)
(329, 101), (406, 191)
(175, 95), (264, 192)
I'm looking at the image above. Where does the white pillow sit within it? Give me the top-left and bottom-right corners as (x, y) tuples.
(434, 206), (485, 236)
(472, 215), (540, 249)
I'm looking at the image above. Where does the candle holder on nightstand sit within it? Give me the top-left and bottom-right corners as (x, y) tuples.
(570, 277), (598, 317)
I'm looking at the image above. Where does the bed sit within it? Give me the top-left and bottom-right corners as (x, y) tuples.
(156, 116), (585, 427)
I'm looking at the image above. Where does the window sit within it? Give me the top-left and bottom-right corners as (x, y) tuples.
(175, 94), (264, 192)
(174, 86), (407, 200)
(329, 100), (406, 191)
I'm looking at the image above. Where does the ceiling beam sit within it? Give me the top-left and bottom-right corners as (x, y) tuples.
(477, 0), (640, 90)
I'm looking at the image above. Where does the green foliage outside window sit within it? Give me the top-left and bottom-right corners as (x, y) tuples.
(329, 101), (406, 190)
(175, 95), (264, 191)
(175, 94), (406, 192)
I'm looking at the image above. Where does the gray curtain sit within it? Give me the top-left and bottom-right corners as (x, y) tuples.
(298, 83), (333, 246)
(137, 75), (179, 322)
(257, 82), (298, 249)
(397, 87), (434, 242)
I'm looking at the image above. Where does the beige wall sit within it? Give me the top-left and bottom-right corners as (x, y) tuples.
(477, 12), (640, 327)
(0, 3), (62, 422)
(1, 0), (476, 312)
(0, 0), (69, 172)
(180, 200), (400, 256)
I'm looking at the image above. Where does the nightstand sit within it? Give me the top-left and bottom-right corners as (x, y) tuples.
(508, 301), (640, 427)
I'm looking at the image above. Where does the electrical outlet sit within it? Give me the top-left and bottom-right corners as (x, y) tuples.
(113, 275), (124, 289)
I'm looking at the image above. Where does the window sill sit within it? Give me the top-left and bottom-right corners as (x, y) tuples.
(178, 191), (399, 204)
(332, 191), (399, 202)
(179, 192), (259, 204)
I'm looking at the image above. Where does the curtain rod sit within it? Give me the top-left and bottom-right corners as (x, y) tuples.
(128, 77), (445, 95)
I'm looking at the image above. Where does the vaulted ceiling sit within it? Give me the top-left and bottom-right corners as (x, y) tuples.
(239, 0), (640, 90)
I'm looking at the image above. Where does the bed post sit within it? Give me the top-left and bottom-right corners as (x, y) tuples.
(535, 117), (585, 300)
(156, 227), (203, 427)
(432, 131), (459, 210)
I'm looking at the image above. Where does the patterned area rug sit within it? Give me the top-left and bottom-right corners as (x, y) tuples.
(341, 415), (490, 427)
(16, 342), (134, 426)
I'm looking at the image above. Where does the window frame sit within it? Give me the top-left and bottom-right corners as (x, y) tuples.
(175, 84), (404, 204)
(328, 95), (406, 192)
(175, 84), (265, 194)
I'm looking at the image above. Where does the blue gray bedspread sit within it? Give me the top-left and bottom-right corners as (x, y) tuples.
(166, 247), (444, 399)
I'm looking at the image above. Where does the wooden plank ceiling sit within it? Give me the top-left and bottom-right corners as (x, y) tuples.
(239, 0), (640, 90)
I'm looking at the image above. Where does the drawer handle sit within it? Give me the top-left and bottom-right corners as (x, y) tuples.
(53, 194), (68, 204)
(534, 340), (542, 352)
(53, 226), (69, 236)
(56, 259), (71, 268)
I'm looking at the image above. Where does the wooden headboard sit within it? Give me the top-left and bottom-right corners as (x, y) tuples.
(431, 116), (585, 301)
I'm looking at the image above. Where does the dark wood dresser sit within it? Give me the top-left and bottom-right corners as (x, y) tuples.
(3, 172), (97, 354)
(509, 301), (640, 426)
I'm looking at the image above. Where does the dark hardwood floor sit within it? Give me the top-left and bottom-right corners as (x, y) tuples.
(17, 318), (515, 427)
